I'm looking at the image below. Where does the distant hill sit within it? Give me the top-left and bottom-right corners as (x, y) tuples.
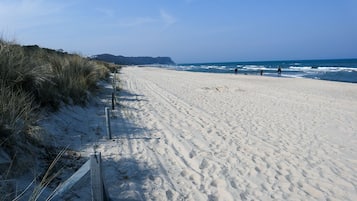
(92, 54), (175, 65)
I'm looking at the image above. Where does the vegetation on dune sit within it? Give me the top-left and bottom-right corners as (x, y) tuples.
(93, 53), (175, 65)
(0, 39), (118, 178)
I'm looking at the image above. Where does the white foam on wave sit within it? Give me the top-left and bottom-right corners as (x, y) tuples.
(242, 65), (268, 70)
(200, 65), (219, 69)
(319, 67), (357, 72)
(175, 65), (196, 70)
(289, 66), (314, 71)
(289, 66), (357, 73)
(283, 73), (309, 79)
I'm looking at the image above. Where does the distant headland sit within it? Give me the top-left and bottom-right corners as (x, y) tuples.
(92, 54), (175, 65)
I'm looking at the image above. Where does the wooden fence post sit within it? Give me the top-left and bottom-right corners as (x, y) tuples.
(47, 160), (90, 200)
(113, 69), (117, 107)
(111, 92), (115, 110)
(105, 107), (112, 139)
(90, 152), (110, 201)
(90, 152), (103, 201)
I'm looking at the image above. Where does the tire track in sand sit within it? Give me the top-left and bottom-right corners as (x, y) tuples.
(121, 74), (208, 200)
(119, 67), (357, 201)
(124, 73), (241, 200)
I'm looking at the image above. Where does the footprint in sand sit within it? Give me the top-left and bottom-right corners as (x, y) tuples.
(255, 166), (261, 173)
(189, 150), (197, 158)
(149, 175), (163, 186)
(166, 190), (174, 200)
(240, 191), (248, 201)
(199, 159), (209, 169)
(189, 174), (200, 185)
(230, 179), (238, 189)
(180, 170), (188, 177)
(261, 184), (268, 191)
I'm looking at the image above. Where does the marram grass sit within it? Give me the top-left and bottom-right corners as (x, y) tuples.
(0, 39), (114, 179)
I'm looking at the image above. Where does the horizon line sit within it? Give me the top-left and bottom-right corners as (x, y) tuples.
(178, 57), (357, 65)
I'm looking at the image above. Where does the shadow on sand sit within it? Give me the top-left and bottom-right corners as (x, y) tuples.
(103, 157), (156, 201)
(110, 89), (158, 140)
(100, 88), (160, 200)
(118, 89), (146, 102)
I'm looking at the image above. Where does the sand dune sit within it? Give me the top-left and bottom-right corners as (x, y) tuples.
(94, 66), (357, 200)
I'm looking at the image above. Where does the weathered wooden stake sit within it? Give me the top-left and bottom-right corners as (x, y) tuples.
(113, 70), (116, 86)
(111, 92), (115, 110)
(105, 107), (112, 139)
(48, 160), (90, 200)
(90, 152), (103, 201)
(113, 69), (117, 106)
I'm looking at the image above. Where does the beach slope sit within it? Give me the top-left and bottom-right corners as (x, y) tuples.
(110, 66), (357, 200)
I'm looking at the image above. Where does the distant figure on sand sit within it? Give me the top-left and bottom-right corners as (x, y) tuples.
(260, 70), (263, 76)
(277, 67), (282, 75)
(234, 68), (238, 74)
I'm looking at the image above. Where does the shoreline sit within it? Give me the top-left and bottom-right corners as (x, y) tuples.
(143, 64), (357, 85)
(163, 58), (357, 84)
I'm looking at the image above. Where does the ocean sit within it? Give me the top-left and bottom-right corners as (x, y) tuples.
(173, 59), (357, 83)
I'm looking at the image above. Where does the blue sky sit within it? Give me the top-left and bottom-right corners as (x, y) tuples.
(1, 0), (356, 63)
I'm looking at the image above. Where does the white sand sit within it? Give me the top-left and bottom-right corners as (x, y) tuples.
(109, 66), (357, 201)
(39, 66), (357, 200)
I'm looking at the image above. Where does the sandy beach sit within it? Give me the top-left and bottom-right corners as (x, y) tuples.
(4, 0), (355, 199)
(103, 66), (356, 200)
(40, 66), (357, 200)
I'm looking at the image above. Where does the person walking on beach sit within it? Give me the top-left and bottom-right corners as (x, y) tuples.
(234, 68), (238, 74)
(277, 67), (282, 76)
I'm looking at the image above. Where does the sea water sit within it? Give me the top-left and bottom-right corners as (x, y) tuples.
(173, 59), (357, 83)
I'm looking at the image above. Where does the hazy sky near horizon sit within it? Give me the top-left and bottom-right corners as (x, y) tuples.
(1, 0), (357, 63)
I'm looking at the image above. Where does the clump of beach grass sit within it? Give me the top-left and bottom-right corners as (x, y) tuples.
(0, 41), (42, 174)
(48, 54), (101, 105)
(0, 39), (113, 179)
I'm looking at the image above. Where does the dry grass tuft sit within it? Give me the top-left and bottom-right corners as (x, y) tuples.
(0, 39), (115, 180)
